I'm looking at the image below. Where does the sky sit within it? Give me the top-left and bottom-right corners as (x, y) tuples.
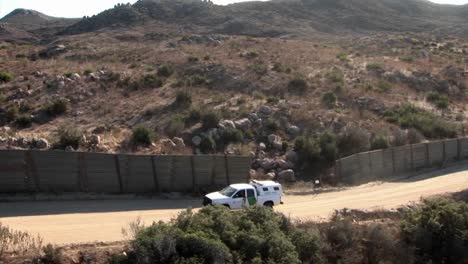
(0, 0), (467, 19)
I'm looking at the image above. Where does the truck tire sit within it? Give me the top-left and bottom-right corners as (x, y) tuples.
(222, 204), (231, 209)
(263, 201), (274, 208)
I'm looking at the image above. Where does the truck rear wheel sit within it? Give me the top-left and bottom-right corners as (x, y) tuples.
(222, 204), (231, 209)
(263, 201), (274, 207)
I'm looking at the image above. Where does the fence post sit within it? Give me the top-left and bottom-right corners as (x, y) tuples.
(151, 156), (160, 194)
(410, 144), (414, 170)
(170, 156), (176, 192)
(211, 156), (217, 186)
(114, 155), (124, 193)
(224, 155), (231, 185)
(442, 140), (446, 163)
(425, 143), (430, 167)
(391, 148), (396, 175)
(24, 150), (39, 192)
(457, 138), (462, 160)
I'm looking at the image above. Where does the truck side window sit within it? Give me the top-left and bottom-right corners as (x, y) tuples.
(233, 190), (245, 198)
(263, 187), (268, 191)
(274, 187), (280, 191)
(247, 189), (255, 198)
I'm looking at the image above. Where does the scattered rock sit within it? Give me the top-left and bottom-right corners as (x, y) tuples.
(89, 135), (101, 146)
(219, 120), (236, 129)
(286, 150), (299, 164)
(192, 136), (202, 146)
(277, 169), (296, 182)
(35, 138), (49, 149)
(249, 169), (257, 179)
(71, 73), (81, 80)
(39, 44), (67, 59)
(277, 159), (292, 170)
(266, 172), (276, 180)
(259, 106), (272, 115)
(268, 134), (280, 144)
(234, 118), (252, 131)
(287, 125), (300, 136)
(259, 158), (276, 170)
(258, 142), (266, 151)
(173, 137), (185, 148)
(65, 146), (75, 151)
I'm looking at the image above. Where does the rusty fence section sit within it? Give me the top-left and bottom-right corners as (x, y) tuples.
(335, 137), (468, 185)
(0, 150), (252, 194)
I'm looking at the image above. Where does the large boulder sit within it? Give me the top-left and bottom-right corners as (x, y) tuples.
(259, 158), (276, 170)
(234, 118), (252, 131)
(35, 138), (49, 149)
(277, 169), (296, 182)
(286, 150), (299, 164)
(259, 106), (272, 115)
(192, 136), (202, 146)
(287, 125), (300, 136)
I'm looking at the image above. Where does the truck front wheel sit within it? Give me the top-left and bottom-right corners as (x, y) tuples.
(223, 204), (231, 209)
(263, 201), (274, 208)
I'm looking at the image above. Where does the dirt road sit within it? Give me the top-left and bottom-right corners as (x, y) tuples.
(1, 165), (468, 244)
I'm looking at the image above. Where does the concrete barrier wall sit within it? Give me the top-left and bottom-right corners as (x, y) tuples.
(336, 137), (468, 185)
(0, 150), (252, 194)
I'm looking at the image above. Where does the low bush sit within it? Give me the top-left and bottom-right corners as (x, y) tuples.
(173, 91), (192, 108)
(325, 69), (344, 85)
(366, 63), (383, 72)
(336, 52), (349, 62)
(401, 197), (468, 263)
(322, 91), (337, 108)
(426, 91), (449, 109)
(248, 63), (268, 75)
(337, 125), (370, 157)
(42, 98), (68, 117)
(166, 115), (185, 137)
(131, 126), (154, 147)
(157, 64), (174, 77)
(185, 107), (201, 125)
(116, 206), (322, 264)
(376, 80), (392, 92)
(201, 111), (220, 130)
(15, 115), (33, 128)
(407, 128), (425, 144)
(371, 135), (389, 150)
(220, 128), (244, 147)
(264, 118), (279, 132)
(140, 74), (163, 89)
(0, 222), (43, 261)
(5, 106), (19, 122)
(54, 125), (83, 150)
(0, 71), (13, 83)
(384, 104), (457, 139)
(288, 77), (309, 94)
(199, 135), (216, 154)
(184, 74), (209, 87)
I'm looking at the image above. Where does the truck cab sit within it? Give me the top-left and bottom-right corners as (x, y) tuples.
(203, 180), (283, 209)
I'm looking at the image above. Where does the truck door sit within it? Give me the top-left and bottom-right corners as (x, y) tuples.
(247, 189), (257, 206)
(231, 189), (246, 209)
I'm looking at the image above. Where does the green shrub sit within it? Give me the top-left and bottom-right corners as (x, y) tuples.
(131, 126), (154, 147)
(427, 92), (449, 109)
(185, 74), (209, 87)
(264, 118), (279, 132)
(166, 115), (185, 137)
(157, 64), (174, 77)
(173, 91), (192, 108)
(199, 135), (216, 154)
(337, 125), (370, 157)
(42, 98), (68, 117)
(322, 91), (337, 108)
(401, 198), (468, 263)
(141, 74), (163, 88)
(384, 104), (457, 139)
(245, 50), (259, 59)
(201, 111), (220, 130)
(272, 63), (290, 73)
(249, 63), (268, 75)
(295, 136), (321, 166)
(118, 206), (314, 264)
(366, 63), (383, 72)
(325, 69), (344, 84)
(54, 125), (83, 150)
(15, 115), (32, 128)
(185, 107), (201, 125)
(5, 106), (19, 122)
(288, 78), (309, 94)
(336, 52), (349, 62)
(371, 135), (389, 150)
(376, 80), (392, 92)
(220, 128), (244, 146)
(0, 71), (13, 83)
(319, 131), (337, 163)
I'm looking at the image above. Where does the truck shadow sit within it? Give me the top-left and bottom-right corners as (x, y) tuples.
(0, 198), (202, 218)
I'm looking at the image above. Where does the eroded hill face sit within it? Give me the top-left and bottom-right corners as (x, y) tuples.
(0, 0), (467, 181)
(0, 8), (78, 31)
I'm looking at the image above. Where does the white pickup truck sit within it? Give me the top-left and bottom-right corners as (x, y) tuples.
(203, 180), (283, 209)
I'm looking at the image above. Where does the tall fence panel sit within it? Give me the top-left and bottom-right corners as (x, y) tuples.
(336, 137), (468, 185)
(0, 150), (252, 194)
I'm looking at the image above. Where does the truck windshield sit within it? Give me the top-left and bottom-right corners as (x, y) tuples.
(220, 186), (237, 197)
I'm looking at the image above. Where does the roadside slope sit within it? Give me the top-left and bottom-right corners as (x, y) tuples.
(1, 165), (467, 244)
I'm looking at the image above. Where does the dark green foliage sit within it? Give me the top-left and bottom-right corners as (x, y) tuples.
(173, 91), (192, 108)
(42, 98), (68, 117)
(336, 52), (349, 62)
(166, 115), (185, 137)
(264, 118), (279, 132)
(199, 135), (216, 154)
(384, 104), (457, 139)
(288, 78), (309, 94)
(319, 131), (338, 163)
(371, 135), (389, 150)
(0, 71), (12, 83)
(325, 69), (344, 84)
(376, 80), (392, 92)
(131, 126), (154, 147)
(185, 107), (201, 125)
(141, 74), (163, 88)
(322, 92), (337, 108)
(249, 63), (268, 75)
(337, 126), (370, 157)
(6, 106), (19, 122)
(401, 198), (468, 263)
(157, 64), (174, 77)
(427, 92), (449, 109)
(220, 128), (244, 146)
(54, 125), (83, 150)
(117, 206), (322, 264)
(295, 136), (321, 166)
(201, 111), (220, 130)
(15, 115), (33, 128)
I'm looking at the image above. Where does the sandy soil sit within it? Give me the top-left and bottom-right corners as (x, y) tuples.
(1, 165), (467, 244)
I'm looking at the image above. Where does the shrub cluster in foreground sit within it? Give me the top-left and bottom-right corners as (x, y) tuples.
(110, 197), (468, 264)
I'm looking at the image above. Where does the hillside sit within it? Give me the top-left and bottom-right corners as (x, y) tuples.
(62, 0), (468, 37)
(0, 0), (467, 183)
(0, 8), (79, 31)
